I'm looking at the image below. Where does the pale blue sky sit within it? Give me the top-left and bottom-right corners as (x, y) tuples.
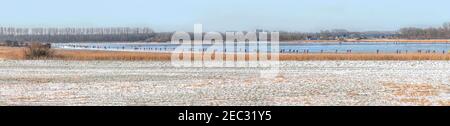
(1, 0), (450, 32)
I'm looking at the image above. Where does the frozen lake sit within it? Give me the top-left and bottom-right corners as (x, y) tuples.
(52, 42), (450, 54)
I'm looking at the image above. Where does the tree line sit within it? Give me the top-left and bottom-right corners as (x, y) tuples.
(399, 22), (450, 39)
(0, 27), (155, 42)
(1, 23), (450, 43)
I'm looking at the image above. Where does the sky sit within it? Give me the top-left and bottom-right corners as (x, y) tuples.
(1, 0), (450, 32)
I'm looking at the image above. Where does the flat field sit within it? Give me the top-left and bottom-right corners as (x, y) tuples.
(0, 60), (449, 106)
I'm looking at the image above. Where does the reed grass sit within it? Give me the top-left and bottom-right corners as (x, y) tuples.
(0, 47), (26, 60)
(1, 47), (449, 61)
(279, 53), (450, 60)
(301, 39), (450, 43)
(53, 49), (172, 61)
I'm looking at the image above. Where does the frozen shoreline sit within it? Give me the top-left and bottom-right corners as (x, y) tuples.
(0, 60), (449, 106)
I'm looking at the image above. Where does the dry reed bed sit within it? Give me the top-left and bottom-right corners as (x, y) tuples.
(1, 47), (450, 61)
(53, 49), (172, 61)
(0, 47), (26, 60)
(300, 39), (450, 43)
(347, 39), (450, 43)
(46, 50), (450, 61)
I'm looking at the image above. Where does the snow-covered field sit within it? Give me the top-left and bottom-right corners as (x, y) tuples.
(0, 60), (449, 106)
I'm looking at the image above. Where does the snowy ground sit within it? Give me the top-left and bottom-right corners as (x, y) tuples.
(0, 60), (449, 106)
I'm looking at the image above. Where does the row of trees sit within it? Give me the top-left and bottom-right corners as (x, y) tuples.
(0, 27), (153, 35)
(0, 34), (155, 42)
(399, 22), (450, 39)
(146, 30), (397, 42)
(2, 23), (450, 43)
(0, 27), (155, 42)
(279, 30), (399, 41)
